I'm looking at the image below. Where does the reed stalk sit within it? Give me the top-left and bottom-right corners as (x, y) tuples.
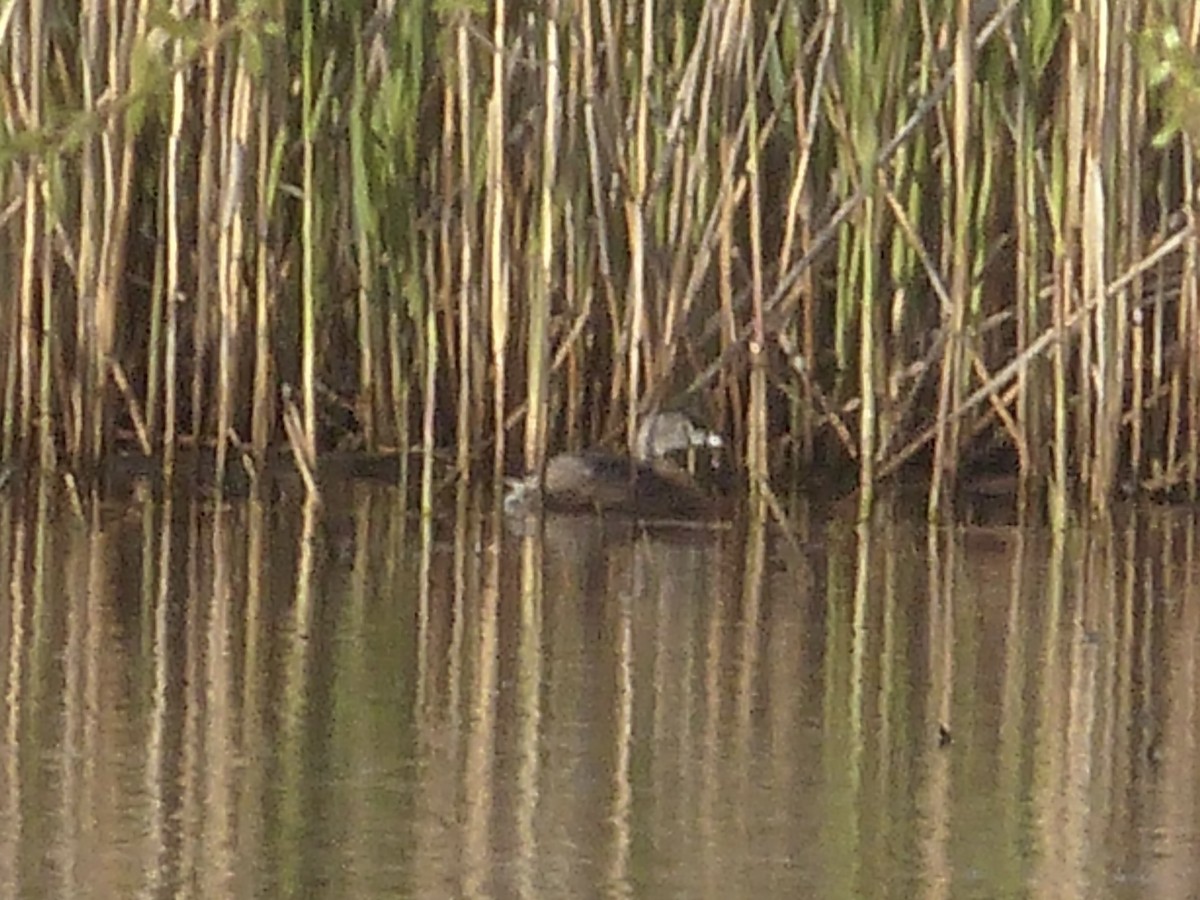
(624, 0), (653, 450)
(389, 307), (410, 495)
(1, 263), (15, 462)
(525, 5), (560, 474)
(214, 47), (252, 487)
(487, 0), (509, 484)
(1013, 20), (1038, 495)
(38, 157), (55, 469)
(420, 267), (438, 520)
(191, 4), (219, 448)
(929, 1), (975, 520)
(1184, 148), (1198, 499)
(438, 84), (457, 468)
(744, 0), (768, 500)
(252, 90), (283, 461)
(145, 181), (165, 451)
(579, 0), (618, 442)
(1122, 28), (1145, 490)
(299, 0), (318, 478)
(16, 0), (40, 464)
(777, 3), (830, 470)
(456, 18), (475, 478)
(350, 24), (376, 453)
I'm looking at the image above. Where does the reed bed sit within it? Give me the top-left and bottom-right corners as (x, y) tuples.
(1, 0), (1198, 520)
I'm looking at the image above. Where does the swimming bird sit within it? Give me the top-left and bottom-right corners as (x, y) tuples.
(504, 411), (726, 520)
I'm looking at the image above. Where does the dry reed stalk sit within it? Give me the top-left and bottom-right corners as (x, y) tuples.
(191, 1), (219, 447)
(145, 176), (166, 451)
(1068, 8), (1090, 494)
(655, 2), (714, 372)
(90, 0), (151, 464)
(1045, 26), (1081, 525)
(743, 0), (768, 497)
(2, 221), (18, 462)
(214, 55), (253, 486)
(716, 2), (746, 454)
(110, 361), (150, 455)
(17, 172), (35, 462)
(421, 257), (438, 519)
(856, 194), (878, 519)
(487, 0), (509, 484)
(1122, 32), (1145, 487)
(15, 0), (40, 463)
(71, 0), (101, 467)
(1164, 281), (1181, 483)
(1013, 40), (1041, 490)
(559, 23), (583, 449)
(525, 4), (560, 474)
(777, 4), (832, 469)
(283, 385), (318, 498)
(1085, 155), (1114, 511)
(666, 6), (717, 364)
(623, 0), (654, 448)
(579, 0), (618, 443)
(1183, 150), (1198, 498)
(929, 0), (974, 521)
(388, 308), (409, 493)
(161, 3), (188, 473)
(251, 90), (279, 460)
(300, 0), (318, 473)
(37, 163), (54, 469)
(1087, 1), (1118, 512)
(456, 19), (475, 478)
(351, 28), (377, 453)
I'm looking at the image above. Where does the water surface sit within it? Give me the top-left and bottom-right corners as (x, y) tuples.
(1, 481), (1198, 898)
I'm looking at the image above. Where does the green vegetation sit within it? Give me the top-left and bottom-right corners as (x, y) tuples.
(1, 0), (1198, 521)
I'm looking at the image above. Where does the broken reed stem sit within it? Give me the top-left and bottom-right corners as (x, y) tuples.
(283, 385), (319, 499)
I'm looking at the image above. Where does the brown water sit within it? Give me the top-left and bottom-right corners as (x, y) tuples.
(1, 479), (1198, 899)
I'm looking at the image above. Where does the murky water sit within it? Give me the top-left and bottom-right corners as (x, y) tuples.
(1, 479), (1198, 899)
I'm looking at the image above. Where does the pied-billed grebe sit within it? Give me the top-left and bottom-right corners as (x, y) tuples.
(504, 411), (726, 520)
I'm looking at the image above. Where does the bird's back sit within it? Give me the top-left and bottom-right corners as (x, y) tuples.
(542, 452), (716, 519)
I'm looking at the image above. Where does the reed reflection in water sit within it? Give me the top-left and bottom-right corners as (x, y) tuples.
(1, 480), (1199, 898)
